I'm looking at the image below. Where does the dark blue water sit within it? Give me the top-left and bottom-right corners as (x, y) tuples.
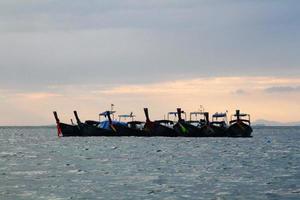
(0, 127), (299, 200)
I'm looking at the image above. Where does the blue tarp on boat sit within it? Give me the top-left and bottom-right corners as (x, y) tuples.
(98, 120), (127, 129)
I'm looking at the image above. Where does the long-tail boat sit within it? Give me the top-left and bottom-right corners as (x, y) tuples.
(227, 110), (253, 137)
(187, 111), (216, 137)
(143, 108), (177, 137)
(73, 111), (115, 136)
(210, 112), (228, 137)
(74, 111), (148, 137)
(118, 112), (146, 132)
(53, 111), (81, 137)
(53, 108), (253, 137)
(198, 112), (216, 137)
(103, 111), (148, 136)
(188, 111), (205, 127)
(173, 108), (203, 137)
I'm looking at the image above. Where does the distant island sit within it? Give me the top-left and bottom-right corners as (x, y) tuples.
(253, 119), (300, 126)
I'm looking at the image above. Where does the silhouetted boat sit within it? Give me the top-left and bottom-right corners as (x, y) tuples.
(198, 112), (216, 137)
(53, 111), (113, 137)
(210, 112), (228, 137)
(53, 108), (253, 137)
(227, 110), (253, 137)
(186, 111), (217, 137)
(188, 111), (205, 127)
(105, 111), (148, 136)
(173, 108), (203, 137)
(118, 112), (146, 133)
(73, 111), (115, 136)
(74, 111), (149, 137)
(53, 111), (81, 137)
(143, 108), (177, 137)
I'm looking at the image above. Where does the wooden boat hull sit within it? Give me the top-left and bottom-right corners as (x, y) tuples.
(77, 123), (116, 137)
(144, 122), (177, 137)
(58, 123), (81, 137)
(54, 110), (253, 137)
(58, 123), (252, 137)
(199, 125), (217, 137)
(210, 125), (227, 137)
(227, 122), (253, 137)
(173, 122), (203, 137)
(110, 124), (150, 137)
(60, 124), (150, 137)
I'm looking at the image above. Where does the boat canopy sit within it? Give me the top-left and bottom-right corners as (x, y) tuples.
(98, 120), (127, 129)
(168, 111), (184, 115)
(190, 112), (205, 116)
(213, 113), (227, 118)
(168, 112), (178, 115)
(99, 111), (116, 116)
(118, 114), (135, 118)
(234, 113), (248, 117)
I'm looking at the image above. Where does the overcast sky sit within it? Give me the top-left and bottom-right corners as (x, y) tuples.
(0, 0), (299, 125)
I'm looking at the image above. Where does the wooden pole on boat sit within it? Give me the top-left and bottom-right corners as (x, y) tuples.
(204, 112), (210, 125)
(106, 111), (112, 124)
(106, 111), (116, 132)
(143, 108), (155, 132)
(53, 111), (62, 137)
(177, 108), (183, 122)
(236, 110), (240, 121)
(53, 111), (59, 123)
(144, 108), (150, 122)
(73, 111), (81, 125)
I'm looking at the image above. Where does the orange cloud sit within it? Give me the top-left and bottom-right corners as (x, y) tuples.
(15, 92), (62, 100)
(96, 76), (300, 95)
(0, 76), (299, 125)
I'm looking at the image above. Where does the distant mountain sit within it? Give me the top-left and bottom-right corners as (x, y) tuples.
(253, 119), (300, 126)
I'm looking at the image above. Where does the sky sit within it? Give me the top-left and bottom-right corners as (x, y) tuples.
(0, 0), (300, 125)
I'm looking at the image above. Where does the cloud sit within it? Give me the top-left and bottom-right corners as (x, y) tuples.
(1, 76), (300, 125)
(1, 0), (299, 32)
(15, 92), (62, 100)
(1, 1), (300, 124)
(94, 77), (300, 96)
(0, 1), (300, 90)
(233, 89), (247, 95)
(95, 78), (242, 95)
(264, 86), (300, 93)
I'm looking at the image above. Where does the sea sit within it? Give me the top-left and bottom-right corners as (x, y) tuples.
(0, 126), (299, 200)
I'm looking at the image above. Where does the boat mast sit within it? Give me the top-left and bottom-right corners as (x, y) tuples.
(111, 104), (115, 120)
